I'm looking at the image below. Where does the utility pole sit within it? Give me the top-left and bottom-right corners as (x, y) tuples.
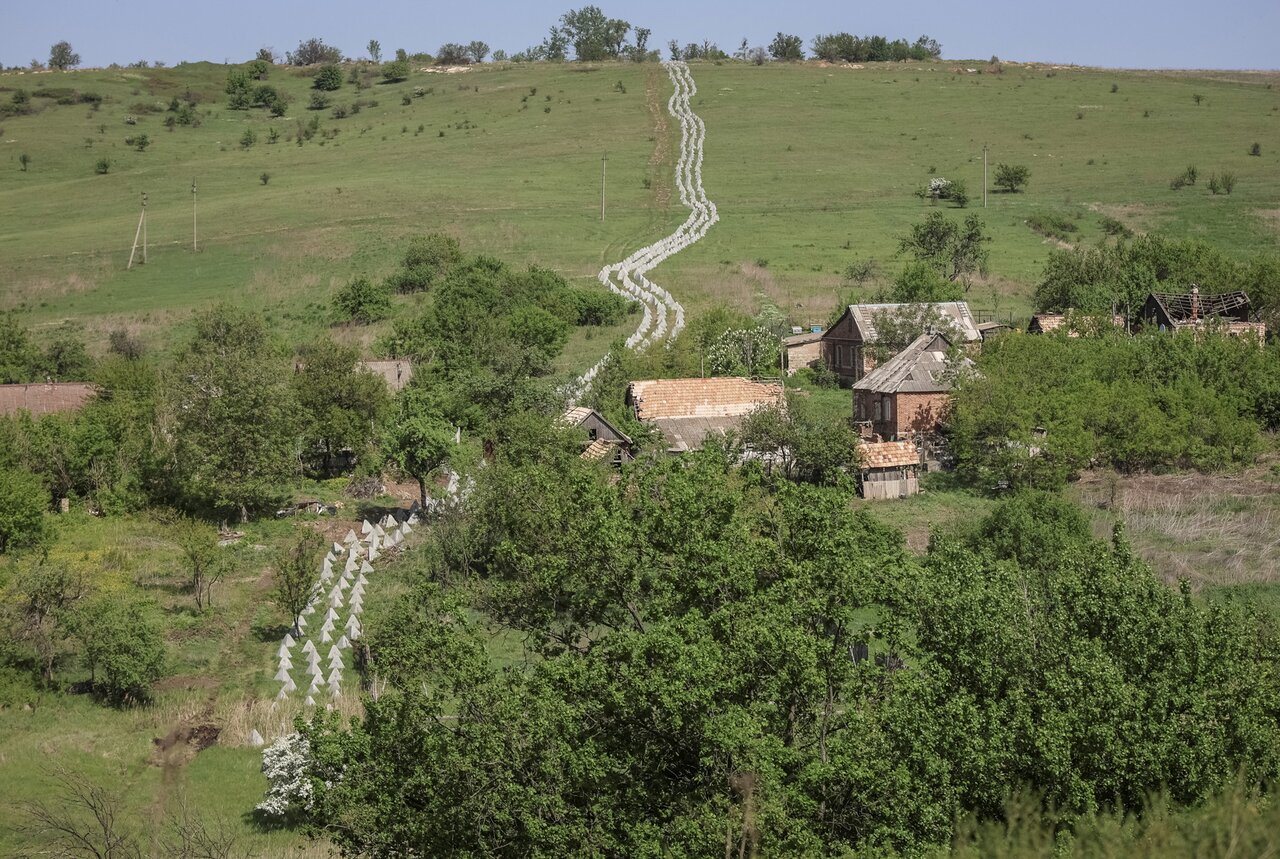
(983, 144), (989, 209)
(192, 178), (198, 252)
(127, 191), (148, 269)
(600, 153), (607, 222)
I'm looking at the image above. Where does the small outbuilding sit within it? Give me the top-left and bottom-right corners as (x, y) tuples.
(858, 440), (921, 500)
(782, 330), (824, 375)
(559, 406), (634, 465)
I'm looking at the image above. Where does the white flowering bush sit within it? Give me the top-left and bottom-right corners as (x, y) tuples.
(707, 326), (781, 377)
(256, 733), (314, 818)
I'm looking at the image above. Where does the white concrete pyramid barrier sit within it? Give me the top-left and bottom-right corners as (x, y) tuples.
(319, 627), (332, 643)
(248, 729), (265, 747)
(368, 545), (379, 562)
(302, 639), (317, 656)
(306, 659), (322, 676)
(337, 634), (350, 650)
(327, 665), (343, 685)
(282, 632), (295, 648)
(349, 601), (363, 616)
(274, 665), (291, 682)
(304, 695), (316, 707)
(361, 519), (373, 536)
(343, 529), (357, 544)
(337, 577), (350, 593)
(408, 513), (420, 526)
(322, 556), (332, 575)
(278, 652), (293, 669)
(295, 614), (307, 630)
(281, 675), (296, 694)
(331, 541), (343, 555)
(359, 560), (373, 574)
(327, 644), (343, 663)
(308, 676), (324, 694)
(401, 521), (413, 535)
(325, 607), (339, 622)
(276, 641), (291, 659)
(275, 686), (289, 701)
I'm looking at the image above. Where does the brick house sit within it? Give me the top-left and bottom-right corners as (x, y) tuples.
(851, 333), (969, 441)
(1139, 287), (1266, 339)
(820, 302), (981, 385)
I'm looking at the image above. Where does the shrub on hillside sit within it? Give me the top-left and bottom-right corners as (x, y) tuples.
(313, 64), (343, 91)
(287, 38), (342, 66)
(993, 162), (1030, 193)
(333, 277), (392, 323)
(381, 59), (410, 82)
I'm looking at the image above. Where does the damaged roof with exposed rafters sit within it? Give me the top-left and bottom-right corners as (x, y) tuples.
(1148, 290), (1252, 325)
(852, 333), (969, 394)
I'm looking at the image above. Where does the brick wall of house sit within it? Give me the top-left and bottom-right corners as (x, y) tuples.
(786, 341), (822, 374)
(894, 392), (952, 436)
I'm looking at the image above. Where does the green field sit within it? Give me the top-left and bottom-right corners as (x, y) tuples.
(2, 58), (1278, 358)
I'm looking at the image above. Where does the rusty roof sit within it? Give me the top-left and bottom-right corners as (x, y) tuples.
(361, 360), (414, 392)
(580, 438), (614, 460)
(0, 383), (96, 417)
(859, 440), (920, 469)
(627, 377), (783, 421)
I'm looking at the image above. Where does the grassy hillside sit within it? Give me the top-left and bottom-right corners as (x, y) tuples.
(2, 58), (1277, 357)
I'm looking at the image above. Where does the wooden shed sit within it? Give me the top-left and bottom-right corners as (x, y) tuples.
(858, 441), (921, 500)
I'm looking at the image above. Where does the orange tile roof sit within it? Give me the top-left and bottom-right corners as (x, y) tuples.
(580, 438), (613, 460)
(859, 441), (919, 469)
(0, 383), (95, 417)
(628, 377), (783, 420)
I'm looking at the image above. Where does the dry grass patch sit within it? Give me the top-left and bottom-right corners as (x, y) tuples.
(1074, 466), (1280, 589)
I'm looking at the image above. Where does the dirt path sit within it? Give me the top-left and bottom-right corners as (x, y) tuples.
(646, 65), (672, 211)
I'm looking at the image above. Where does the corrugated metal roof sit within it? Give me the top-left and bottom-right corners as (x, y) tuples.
(845, 301), (982, 343)
(852, 333), (968, 394)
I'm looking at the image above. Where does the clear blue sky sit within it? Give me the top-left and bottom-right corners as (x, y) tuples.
(5, 0), (1278, 70)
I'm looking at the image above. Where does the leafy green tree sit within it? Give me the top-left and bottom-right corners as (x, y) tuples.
(367, 39), (382, 63)
(332, 276), (392, 322)
(380, 59), (409, 82)
(559, 6), (633, 61)
(287, 38), (342, 66)
(248, 58), (270, 80)
(313, 64), (343, 91)
(0, 467), (49, 553)
(272, 529), (324, 636)
(768, 32), (805, 60)
(386, 233), (462, 293)
(898, 211), (991, 286)
(174, 520), (227, 612)
(888, 260), (964, 302)
(7, 559), (84, 687)
(738, 391), (859, 484)
(291, 340), (389, 474)
(0, 312), (41, 383)
(383, 391), (454, 507)
(48, 41), (80, 70)
(70, 594), (165, 705)
(435, 44), (471, 65)
(165, 305), (297, 520)
(993, 162), (1030, 193)
(467, 41), (490, 63)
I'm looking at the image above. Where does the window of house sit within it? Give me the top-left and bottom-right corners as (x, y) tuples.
(835, 345), (844, 368)
(855, 397), (864, 420)
(874, 399), (881, 421)
(883, 396), (893, 421)
(588, 428), (598, 440)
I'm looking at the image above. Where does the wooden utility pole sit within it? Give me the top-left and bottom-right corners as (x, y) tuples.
(983, 144), (989, 209)
(192, 179), (198, 251)
(127, 192), (148, 269)
(600, 153), (607, 222)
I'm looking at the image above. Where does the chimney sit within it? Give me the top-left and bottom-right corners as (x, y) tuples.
(1190, 285), (1200, 322)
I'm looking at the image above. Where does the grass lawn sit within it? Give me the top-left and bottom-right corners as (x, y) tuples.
(2, 59), (1277, 361)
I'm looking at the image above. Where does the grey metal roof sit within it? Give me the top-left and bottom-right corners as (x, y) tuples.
(852, 333), (970, 394)
(846, 301), (982, 343)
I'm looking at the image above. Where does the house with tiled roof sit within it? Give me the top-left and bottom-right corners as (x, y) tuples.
(0, 382), (95, 417)
(626, 377), (783, 453)
(559, 406), (633, 465)
(857, 440), (921, 499)
(852, 332), (970, 442)
(821, 301), (982, 385)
